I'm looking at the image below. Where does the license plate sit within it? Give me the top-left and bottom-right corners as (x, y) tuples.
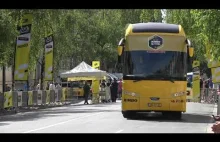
(148, 103), (162, 107)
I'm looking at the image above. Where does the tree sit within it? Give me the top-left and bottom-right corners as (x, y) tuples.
(0, 9), (164, 75)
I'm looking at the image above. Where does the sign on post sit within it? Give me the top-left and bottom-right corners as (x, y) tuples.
(92, 61), (100, 104)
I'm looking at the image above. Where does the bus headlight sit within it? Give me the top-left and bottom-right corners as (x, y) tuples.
(173, 91), (185, 97)
(123, 91), (139, 97)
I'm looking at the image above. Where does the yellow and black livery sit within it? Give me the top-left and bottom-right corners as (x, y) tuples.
(117, 22), (194, 119)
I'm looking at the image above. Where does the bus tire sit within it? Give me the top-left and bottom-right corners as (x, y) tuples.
(122, 111), (136, 119)
(162, 111), (170, 118)
(173, 112), (182, 120)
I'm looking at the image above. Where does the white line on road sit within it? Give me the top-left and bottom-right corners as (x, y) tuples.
(115, 129), (123, 133)
(22, 112), (105, 133)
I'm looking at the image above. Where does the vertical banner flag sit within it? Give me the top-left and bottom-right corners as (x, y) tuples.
(44, 32), (54, 81)
(92, 61), (100, 104)
(14, 14), (33, 81)
(211, 67), (220, 83)
(192, 60), (200, 102)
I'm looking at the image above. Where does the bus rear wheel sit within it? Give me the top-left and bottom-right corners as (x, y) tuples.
(122, 111), (136, 119)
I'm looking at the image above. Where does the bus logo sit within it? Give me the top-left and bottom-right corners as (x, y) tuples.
(150, 97), (160, 101)
(148, 35), (163, 50)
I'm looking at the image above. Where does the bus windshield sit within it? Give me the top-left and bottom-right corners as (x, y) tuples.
(122, 50), (187, 81)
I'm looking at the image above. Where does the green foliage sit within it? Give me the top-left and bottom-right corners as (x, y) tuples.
(165, 9), (220, 64)
(0, 9), (164, 74)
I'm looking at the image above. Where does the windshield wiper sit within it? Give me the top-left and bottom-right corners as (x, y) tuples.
(169, 78), (175, 83)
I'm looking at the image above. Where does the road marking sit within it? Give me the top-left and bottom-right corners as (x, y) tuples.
(115, 129), (123, 133)
(22, 112), (105, 133)
(82, 120), (92, 124)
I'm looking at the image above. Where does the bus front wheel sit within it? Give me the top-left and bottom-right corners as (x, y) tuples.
(122, 111), (136, 119)
(172, 112), (182, 120)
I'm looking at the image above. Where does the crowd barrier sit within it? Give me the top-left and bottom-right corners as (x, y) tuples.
(201, 88), (218, 104)
(0, 88), (79, 111)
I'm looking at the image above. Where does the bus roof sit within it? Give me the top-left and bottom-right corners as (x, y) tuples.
(125, 22), (186, 37)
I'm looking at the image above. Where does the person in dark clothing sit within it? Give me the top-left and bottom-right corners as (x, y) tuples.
(200, 78), (203, 100)
(111, 79), (118, 102)
(204, 80), (209, 101)
(100, 80), (106, 88)
(200, 78), (203, 89)
(5, 84), (11, 92)
(83, 81), (90, 105)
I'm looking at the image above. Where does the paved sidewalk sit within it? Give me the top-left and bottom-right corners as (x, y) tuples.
(206, 104), (217, 133)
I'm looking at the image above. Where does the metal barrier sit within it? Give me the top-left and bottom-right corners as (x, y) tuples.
(4, 92), (13, 108)
(42, 91), (47, 105)
(28, 91), (33, 106)
(12, 91), (18, 108)
(62, 88), (67, 102)
(66, 88), (72, 101)
(32, 91), (38, 105)
(45, 90), (50, 104)
(201, 88), (220, 116)
(17, 91), (22, 107)
(50, 90), (55, 103)
(22, 91), (28, 107)
(201, 88), (218, 104)
(37, 90), (43, 105)
(92, 93), (100, 104)
(0, 88), (81, 114)
(55, 89), (62, 102)
(58, 89), (62, 102)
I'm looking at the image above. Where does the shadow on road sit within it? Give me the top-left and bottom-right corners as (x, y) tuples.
(0, 105), (118, 122)
(127, 113), (214, 124)
(0, 122), (9, 126)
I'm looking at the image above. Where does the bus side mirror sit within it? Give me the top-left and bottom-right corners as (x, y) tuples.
(118, 45), (123, 56)
(116, 38), (125, 72)
(189, 47), (194, 57)
(187, 39), (194, 57)
(117, 38), (125, 56)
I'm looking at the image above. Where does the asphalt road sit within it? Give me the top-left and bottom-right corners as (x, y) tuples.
(0, 100), (215, 133)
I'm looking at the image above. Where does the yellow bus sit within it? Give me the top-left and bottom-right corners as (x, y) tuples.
(117, 22), (194, 119)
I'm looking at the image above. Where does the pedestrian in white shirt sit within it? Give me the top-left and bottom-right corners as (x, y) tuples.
(49, 82), (56, 90)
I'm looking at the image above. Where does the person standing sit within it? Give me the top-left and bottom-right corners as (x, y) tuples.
(111, 79), (118, 102)
(49, 82), (56, 90)
(106, 81), (111, 102)
(83, 81), (90, 105)
(5, 84), (11, 92)
(200, 78), (203, 100)
(118, 79), (122, 100)
(209, 78), (213, 89)
(204, 80), (209, 101)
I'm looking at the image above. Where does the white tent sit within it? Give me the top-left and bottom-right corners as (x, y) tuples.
(60, 61), (107, 78)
